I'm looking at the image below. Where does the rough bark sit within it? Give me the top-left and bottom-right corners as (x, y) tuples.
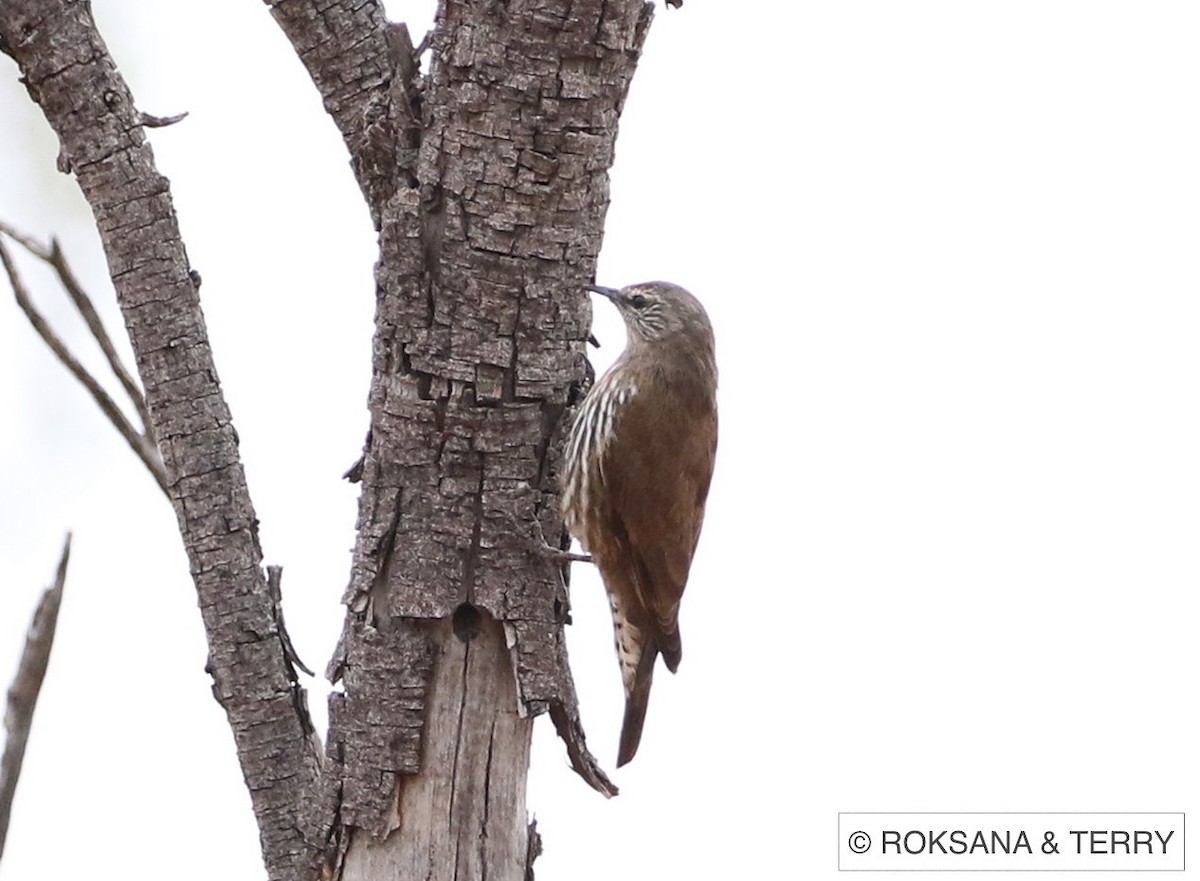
(0, 6), (323, 880)
(1, 0), (655, 877)
(271, 3), (653, 874)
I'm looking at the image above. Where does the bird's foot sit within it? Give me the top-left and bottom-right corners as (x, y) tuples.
(528, 516), (593, 565)
(492, 508), (594, 565)
(539, 544), (593, 565)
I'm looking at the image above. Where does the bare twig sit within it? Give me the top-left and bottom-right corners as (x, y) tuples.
(267, 566), (315, 678)
(0, 222), (43, 256)
(0, 535), (71, 862)
(0, 238), (169, 498)
(47, 237), (154, 439)
(139, 110), (188, 128)
(549, 703), (618, 799)
(0, 220), (154, 441)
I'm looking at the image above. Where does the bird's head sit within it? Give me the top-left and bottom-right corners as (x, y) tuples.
(588, 281), (713, 348)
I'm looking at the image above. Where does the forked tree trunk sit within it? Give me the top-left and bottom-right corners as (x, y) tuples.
(0, 1), (654, 878)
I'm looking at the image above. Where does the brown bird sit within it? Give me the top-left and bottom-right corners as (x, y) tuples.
(562, 281), (718, 767)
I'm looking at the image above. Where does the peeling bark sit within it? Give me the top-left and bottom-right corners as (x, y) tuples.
(272, 2), (653, 868)
(319, 1), (655, 857)
(337, 616), (531, 880)
(1, 0), (657, 877)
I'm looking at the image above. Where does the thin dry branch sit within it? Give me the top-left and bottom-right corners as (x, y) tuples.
(0, 237), (169, 497)
(0, 220), (155, 445)
(139, 110), (188, 128)
(0, 535), (71, 862)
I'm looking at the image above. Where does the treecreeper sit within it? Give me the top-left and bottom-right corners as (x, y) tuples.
(562, 281), (718, 766)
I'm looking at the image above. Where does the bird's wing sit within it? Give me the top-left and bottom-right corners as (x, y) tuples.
(600, 382), (717, 649)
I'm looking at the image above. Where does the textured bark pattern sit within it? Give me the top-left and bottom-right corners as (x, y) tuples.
(264, 0), (416, 223)
(0, 6), (322, 880)
(324, 1), (654, 844)
(3, 0), (654, 877)
(327, 620), (436, 829)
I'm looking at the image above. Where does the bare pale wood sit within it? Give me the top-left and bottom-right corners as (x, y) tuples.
(339, 616), (532, 881)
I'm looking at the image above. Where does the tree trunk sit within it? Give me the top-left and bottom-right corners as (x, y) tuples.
(320, 1), (649, 873)
(0, 0), (653, 877)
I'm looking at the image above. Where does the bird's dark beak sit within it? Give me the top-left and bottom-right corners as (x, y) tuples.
(587, 284), (622, 302)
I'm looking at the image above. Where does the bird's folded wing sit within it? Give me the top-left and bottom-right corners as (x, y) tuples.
(603, 392), (716, 638)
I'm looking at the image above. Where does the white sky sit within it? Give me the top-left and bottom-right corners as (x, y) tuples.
(2, 2), (1199, 879)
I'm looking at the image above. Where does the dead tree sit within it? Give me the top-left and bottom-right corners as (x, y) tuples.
(0, 0), (660, 878)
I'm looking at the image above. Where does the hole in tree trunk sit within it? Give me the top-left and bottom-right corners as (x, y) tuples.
(452, 602), (482, 642)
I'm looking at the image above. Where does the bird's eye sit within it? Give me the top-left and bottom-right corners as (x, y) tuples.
(628, 294), (648, 310)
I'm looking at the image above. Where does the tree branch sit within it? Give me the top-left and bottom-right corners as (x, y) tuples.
(261, 0), (404, 218)
(323, 1), (654, 864)
(0, 235), (168, 497)
(0, 221), (156, 443)
(0, 535), (70, 863)
(0, 6), (324, 879)
(4, 0), (658, 876)
(263, 0), (392, 143)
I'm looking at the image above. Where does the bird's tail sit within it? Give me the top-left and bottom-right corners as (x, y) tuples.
(617, 639), (660, 767)
(659, 628), (681, 673)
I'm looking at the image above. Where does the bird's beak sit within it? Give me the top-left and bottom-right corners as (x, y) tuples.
(587, 284), (622, 302)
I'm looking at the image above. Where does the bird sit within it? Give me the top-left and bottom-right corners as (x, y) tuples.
(561, 280), (718, 767)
